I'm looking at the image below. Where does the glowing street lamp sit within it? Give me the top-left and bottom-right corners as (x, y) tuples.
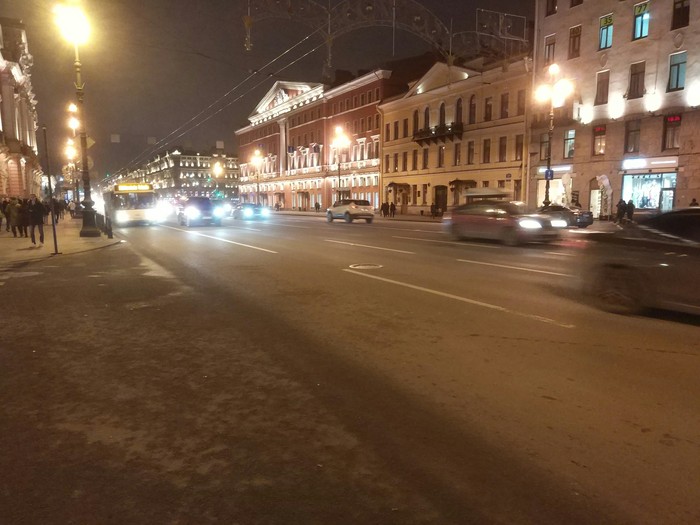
(54, 3), (100, 236)
(250, 149), (263, 205)
(331, 126), (350, 199)
(535, 64), (574, 207)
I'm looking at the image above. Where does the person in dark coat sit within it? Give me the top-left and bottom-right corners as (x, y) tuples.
(626, 200), (635, 221)
(18, 199), (30, 238)
(389, 202), (396, 217)
(28, 194), (46, 245)
(615, 199), (627, 223)
(381, 202), (389, 217)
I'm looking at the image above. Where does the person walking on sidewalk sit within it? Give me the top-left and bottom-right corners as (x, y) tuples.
(17, 199), (30, 238)
(1, 198), (9, 231)
(626, 200), (635, 222)
(615, 199), (627, 223)
(389, 202), (396, 218)
(68, 200), (76, 218)
(7, 198), (21, 237)
(28, 194), (46, 246)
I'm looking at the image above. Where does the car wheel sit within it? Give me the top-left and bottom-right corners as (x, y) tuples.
(502, 228), (520, 246)
(591, 266), (644, 315)
(344, 212), (353, 223)
(365, 218), (373, 224)
(326, 212), (333, 222)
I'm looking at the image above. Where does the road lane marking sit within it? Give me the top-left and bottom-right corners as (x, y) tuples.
(457, 258), (571, 277)
(324, 239), (415, 254)
(161, 225), (277, 253)
(393, 235), (499, 248)
(546, 251), (575, 257)
(373, 225), (445, 234)
(342, 269), (575, 328)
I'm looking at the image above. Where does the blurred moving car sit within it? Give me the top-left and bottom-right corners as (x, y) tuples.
(177, 197), (226, 227)
(536, 204), (594, 228)
(211, 199), (234, 216)
(579, 208), (700, 315)
(443, 200), (563, 246)
(326, 199), (374, 223)
(232, 203), (271, 220)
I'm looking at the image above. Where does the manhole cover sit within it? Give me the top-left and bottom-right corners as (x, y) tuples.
(348, 263), (383, 270)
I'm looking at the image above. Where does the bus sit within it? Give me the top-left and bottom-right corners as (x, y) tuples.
(103, 183), (169, 226)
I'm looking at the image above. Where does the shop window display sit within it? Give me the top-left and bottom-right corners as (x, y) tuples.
(622, 173), (676, 210)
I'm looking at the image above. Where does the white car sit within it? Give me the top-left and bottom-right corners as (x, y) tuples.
(326, 199), (375, 223)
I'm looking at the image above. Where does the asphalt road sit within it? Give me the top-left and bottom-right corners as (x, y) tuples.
(1, 214), (698, 524)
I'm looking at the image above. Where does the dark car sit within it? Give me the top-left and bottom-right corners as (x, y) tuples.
(536, 204), (594, 228)
(177, 197), (226, 227)
(443, 200), (561, 246)
(232, 203), (271, 220)
(579, 208), (700, 315)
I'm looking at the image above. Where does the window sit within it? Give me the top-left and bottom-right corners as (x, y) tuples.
(628, 62), (645, 99)
(393, 121), (399, 140)
(563, 130), (575, 159)
(668, 52), (687, 92)
(546, 0), (557, 16)
(663, 115), (681, 149)
(500, 93), (509, 118)
(568, 26), (581, 59)
(592, 125), (606, 156)
(385, 123), (390, 140)
(515, 134), (524, 161)
(595, 70), (610, 105)
(468, 96), (476, 124)
(402, 118), (409, 137)
(483, 139), (491, 163)
(625, 120), (641, 153)
(384, 154), (390, 172)
(498, 137), (507, 162)
(424, 107), (430, 129)
(517, 90), (526, 116)
(402, 151), (408, 171)
(393, 153), (399, 172)
(360, 93), (366, 106)
(599, 14), (613, 50)
(633, 2), (650, 40)
(455, 98), (463, 125)
(571, 0), (583, 6)
(454, 143), (461, 166)
(484, 98), (493, 121)
(544, 35), (556, 66)
(540, 133), (550, 160)
(672, 0), (690, 29)
(422, 148), (429, 169)
(467, 141), (475, 164)
(375, 115), (380, 129)
(413, 110), (419, 134)
(439, 103), (446, 127)
(438, 146), (445, 168)
(412, 150), (418, 170)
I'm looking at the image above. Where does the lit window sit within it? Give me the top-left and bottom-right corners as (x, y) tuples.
(625, 120), (641, 153)
(563, 130), (575, 159)
(633, 2), (650, 40)
(663, 115), (681, 150)
(599, 14), (613, 50)
(593, 126), (606, 156)
(668, 52), (687, 92)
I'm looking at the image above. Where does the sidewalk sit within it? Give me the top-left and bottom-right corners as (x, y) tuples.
(0, 217), (119, 267)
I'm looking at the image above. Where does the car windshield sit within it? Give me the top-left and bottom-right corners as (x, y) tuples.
(187, 197), (212, 208)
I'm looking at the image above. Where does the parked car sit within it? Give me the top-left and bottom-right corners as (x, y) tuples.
(177, 197), (225, 227)
(443, 200), (562, 246)
(326, 199), (374, 223)
(579, 208), (700, 315)
(232, 203), (270, 220)
(536, 204), (594, 228)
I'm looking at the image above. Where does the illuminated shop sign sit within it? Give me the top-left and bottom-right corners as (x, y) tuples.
(621, 157), (678, 171)
(116, 184), (153, 192)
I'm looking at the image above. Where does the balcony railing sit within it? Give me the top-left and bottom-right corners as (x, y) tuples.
(412, 122), (464, 145)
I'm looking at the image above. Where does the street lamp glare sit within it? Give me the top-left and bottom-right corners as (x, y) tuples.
(535, 84), (552, 103)
(548, 63), (560, 76)
(54, 4), (90, 46)
(68, 116), (80, 130)
(68, 102), (78, 113)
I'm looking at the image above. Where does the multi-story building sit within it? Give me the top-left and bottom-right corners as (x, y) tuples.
(0, 17), (41, 198)
(235, 55), (436, 211)
(109, 148), (239, 199)
(380, 59), (530, 215)
(531, 0), (699, 217)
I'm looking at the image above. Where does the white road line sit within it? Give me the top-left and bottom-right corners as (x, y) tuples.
(324, 239), (415, 254)
(457, 258), (571, 277)
(393, 235), (499, 248)
(342, 269), (575, 329)
(161, 225), (277, 253)
(546, 251), (575, 257)
(373, 225), (445, 234)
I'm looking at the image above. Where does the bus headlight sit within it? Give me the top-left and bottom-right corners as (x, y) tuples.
(115, 210), (129, 224)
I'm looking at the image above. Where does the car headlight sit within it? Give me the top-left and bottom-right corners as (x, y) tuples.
(186, 206), (201, 218)
(243, 208), (254, 218)
(213, 207), (225, 218)
(260, 207), (270, 217)
(518, 219), (543, 230)
(223, 203), (232, 213)
(115, 210), (128, 224)
(550, 219), (568, 228)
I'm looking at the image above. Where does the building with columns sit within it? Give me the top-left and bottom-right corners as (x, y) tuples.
(0, 17), (42, 198)
(531, 0), (700, 217)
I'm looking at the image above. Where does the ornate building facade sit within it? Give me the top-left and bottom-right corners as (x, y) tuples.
(0, 17), (41, 198)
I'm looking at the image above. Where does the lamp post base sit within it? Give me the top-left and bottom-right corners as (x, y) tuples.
(79, 209), (101, 237)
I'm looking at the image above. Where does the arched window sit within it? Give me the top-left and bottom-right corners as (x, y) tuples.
(413, 110), (419, 134)
(455, 98), (463, 125)
(424, 107), (430, 130)
(469, 95), (476, 124)
(439, 103), (446, 127)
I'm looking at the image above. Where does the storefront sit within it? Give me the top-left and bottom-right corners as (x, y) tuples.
(620, 157), (678, 212)
(535, 165), (573, 207)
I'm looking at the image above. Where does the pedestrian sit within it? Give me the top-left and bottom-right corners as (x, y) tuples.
(615, 199), (627, 223)
(314, 201), (320, 213)
(626, 200), (635, 221)
(7, 198), (21, 237)
(690, 198), (699, 207)
(381, 202), (389, 218)
(27, 194), (46, 246)
(68, 199), (76, 218)
(389, 202), (396, 218)
(18, 198), (30, 238)
(1, 198), (9, 231)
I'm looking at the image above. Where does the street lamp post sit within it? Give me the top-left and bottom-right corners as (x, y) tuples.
(65, 139), (78, 204)
(535, 63), (574, 207)
(250, 150), (263, 205)
(55, 4), (100, 236)
(331, 126), (350, 201)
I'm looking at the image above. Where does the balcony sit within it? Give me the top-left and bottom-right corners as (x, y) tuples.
(413, 122), (464, 146)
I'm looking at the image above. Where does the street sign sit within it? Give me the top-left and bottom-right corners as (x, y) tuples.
(544, 169), (554, 180)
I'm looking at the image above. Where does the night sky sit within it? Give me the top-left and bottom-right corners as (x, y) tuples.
(4, 0), (533, 179)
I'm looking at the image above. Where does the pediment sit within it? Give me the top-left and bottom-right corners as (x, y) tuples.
(404, 62), (477, 98)
(254, 81), (324, 116)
